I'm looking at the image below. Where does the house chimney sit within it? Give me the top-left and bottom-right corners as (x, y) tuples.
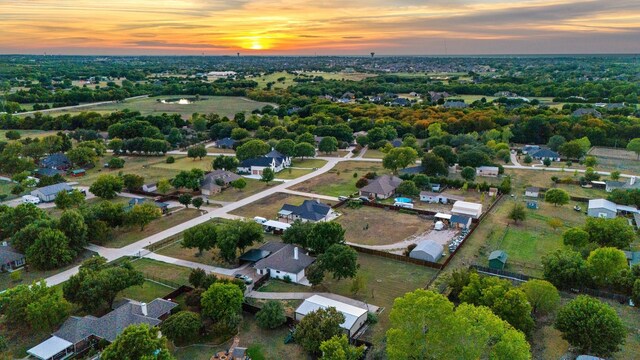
(141, 302), (148, 316)
(294, 247), (299, 260)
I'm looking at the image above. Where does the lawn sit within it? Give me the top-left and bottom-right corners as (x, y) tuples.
(0, 250), (98, 291)
(336, 206), (432, 246)
(208, 178), (271, 202)
(117, 279), (175, 303)
(291, 158), (327, 168)
(38, 96), (275, 119)
(321, 150), (351, 158)
(75, 155), (177, 186)
(363, 149), (386, 159)
(172, 314), (309, 360)
(151, 156), (213, 172)
(103, 208), (202, 248)
(258, 253), (439, 346)
(129, 258), (192, 286)
(275, 167), (314, 179)
(291, 161), (385, 197)
(0, 129), (57, 141)
(230, 192), (320, 219)
(207, 147), (235, 154)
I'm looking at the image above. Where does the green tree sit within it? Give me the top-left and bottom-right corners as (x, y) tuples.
(126, 203), (162, 231)
(320, 334), (365, 360)
(122, 173), (145, 192)
(422, 153), (448, 176)
(587, 247), (628, 288)
(460, 166), (476, 181)
(282, 220), (314, 248)
(161, 311), (201, 345)
(182, 223), (217, 256)
(412, 174), (431, 189)
(295, 142), (316, 159)
(319, 244), (358, 280)
(67, 146), (98, 168)
(544, 188), (570, 206)
(172, 169), (205, 191)
(58, 209), (88, 251)
(256, 300), (286, 329)
(231, 178), (247, 191)
(236, 139), (270, 161)
(610, 170), (621, 180)
(431, 145), (458, 165)
(306, 262), (325, 287)
(382, 147), (418, 174)
(192, 197), (204, 209)
(101, 324), (175, 360)
(547, 135), (566, 151)
(89, 174), (124, 199)
(555, 296), (625, 357)
(562, 228), (590, 249)
(584, 156), (597, 167)
(261, 167), (275, 184)
(584, 217), (636, 249)
(179, 194), (193, 208)
(201, 283), (243, 329)
(543, 158), (551, 167)
(187, 145), (207, 160)
(212, 155), (239, 171)
(507, 202), (526, 224)
(559, 140), (586, 159)
(296, 132), (316, 145)
(319, 136), (339, 154)
(396, 180), (419, 197)
(107, 157), (125, 169)
(542, 249), (589, 289)
(54, 189), (85, 209)
(0, 280), (70, 331)
(26, 228), (75, 270)
(295, 307), (345, 354)
(386, 289), (530, 360)
(275, 139), (297, 157)
(308, 222), (346, 254)
(523, 154), (533, 164)
(5, 130), (20, 140)
(491, 288), (534, 335)
(520, 279), (560, 316)
(626, 138), (640, 160)
(157, 178), (172, 193)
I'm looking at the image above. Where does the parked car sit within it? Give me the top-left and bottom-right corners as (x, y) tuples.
(358, 196), (371, 203)
(22, 195), (41, 204)
(338, 196), (350, 201)
(235, 274), (253, 284)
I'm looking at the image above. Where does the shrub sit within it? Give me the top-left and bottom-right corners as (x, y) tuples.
(364, 172), (377, 179)
(355, 178), (369, 188)
(166, 156), (175, 164)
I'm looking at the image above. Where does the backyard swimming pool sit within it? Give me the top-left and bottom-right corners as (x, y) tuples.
(395, 197), (412, 203)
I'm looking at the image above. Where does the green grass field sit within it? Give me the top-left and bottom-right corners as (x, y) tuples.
(208, 178), (272, 202)
(291, 158), (327, 168)
(35, 96), (274, 118)
(362, 149), (386, 159)
(117, 280), (175, 303)
(129, 258), (192, 286)
(0, 130), (58, 141)
(275, 167), (313, 179)
(151, 156), (213, 172)
(291, 161), (385, 197)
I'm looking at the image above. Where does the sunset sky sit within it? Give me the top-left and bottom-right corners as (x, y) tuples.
(1, 0), (638, 55)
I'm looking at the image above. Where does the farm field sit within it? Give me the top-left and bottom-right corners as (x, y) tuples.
(104, 209), (202, 248)
(291, 161), (385, 197)
(230, 192), (326, 219)
(36, 96), (274, 118)
(258, 253), (439, 346)
(336, 206), (431, 246)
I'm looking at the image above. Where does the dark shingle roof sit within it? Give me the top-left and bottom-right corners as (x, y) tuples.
(201, 170), (241, 187)
(54, 298), (177, 343)
(239, 157), (278, 168)
(254, 244), (315, 274)
(35, 168), (63, 177)
(450, 214), (471, 225)
(40, 153), (71, 169)
(280, 200), (332, 221)
(265, 149), (286, 159)
(33, 183), (72, 196)
(530, 148), (559, 158)
(360, 175), (403, 195)
(216, 137), (236, 148)
(0, 243), (24, 265)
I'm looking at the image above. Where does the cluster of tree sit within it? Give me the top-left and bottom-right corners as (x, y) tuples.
(608, 188), (640, 208)
(0, 280), (70, 332)
(282, 221), (358, 284)
(181, 220), (264, 262)
(0, 132), (71, 175)
(294, 306), (365, 356)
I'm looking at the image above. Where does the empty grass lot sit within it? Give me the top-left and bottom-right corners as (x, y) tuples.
(207, 147), (235, 154)
(102, 208), (202, 248)
(362, 149), (386, 159)
(275, 167), (314, 179)
(38, 96), (275, 119)
(155, 238), (256, 271)
(130, 258), (192, 286)
(75, 155), (177, 186)
(291, 161), (385, 197)
(336, 206), (431, 246)
(151, 156), (213, 172)
(117, 280), (174, 303)
(230, 192), (320, 219)
(291, 158), (327, 168)
(258, 253), (439, 346)
(0, 129), (58, 141)
(208, 178), (272, 202)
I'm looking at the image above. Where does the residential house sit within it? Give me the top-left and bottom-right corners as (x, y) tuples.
(31, 183), (73, 202)
(40, 153), (71, 171)
(142, 183), (157, 193)
(587, 199), (618, 218)
(238, 157), (284, 176)
(428, 91), (450, 102)
(419, 191), (464, 204)
(127, 198), (170, 214)
(494, 91), (518, 97)
(391, 98), (411, 107)
(409, 240), (444, 262)
(605, 177), (640, 193)
(28, 298), (177, 360)
(521, 145), (541, 154)
(295, 295), (367, 338)
(254, 243), (315, 284)
(278, 199), (336, 223)
(0, 241), (26, 272)
(443, 101), (467, 109)
(215, 137), (236, 149)
(530, 148), (561, 162)
(452, 201), (483, 219)
(359, 175), (403, 199)
(34, 167), (64, 178)
(265, 149), (292, 167)
(525, 187), (540, 198)
(476, 166), (499, 177)
(488, 250), (508, 270)
(572, 108), (602, 118)
(201, 170), (241, 196)
(69, 169), (86, 177)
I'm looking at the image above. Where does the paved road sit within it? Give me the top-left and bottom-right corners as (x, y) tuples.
(510, 151), (522, 166)
(16, 95), (149, 116)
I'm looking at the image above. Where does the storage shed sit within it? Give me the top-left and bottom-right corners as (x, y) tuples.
(30, 183), (72, 202)
(451, 201), (483, 219)
(488, 250), (508, 270)
(295, 295), (368, 338)
(409, 240), (444, 263)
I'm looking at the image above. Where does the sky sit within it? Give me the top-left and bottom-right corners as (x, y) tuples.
(0, 0), (638, 55)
